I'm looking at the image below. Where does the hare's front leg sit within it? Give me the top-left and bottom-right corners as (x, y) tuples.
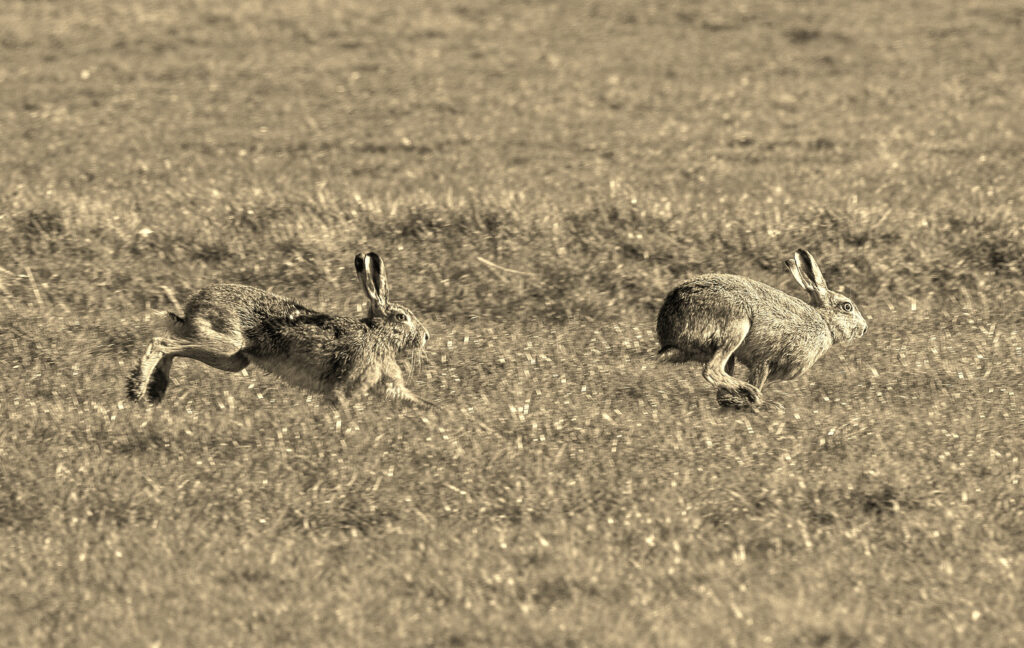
(342, 363), (381, 402)
(381, 360), (434, 407)
(748, 363), (770, 392)
(746, 362), (784, 412)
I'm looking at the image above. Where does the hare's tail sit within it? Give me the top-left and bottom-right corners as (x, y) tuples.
(657, 345), (683, 361)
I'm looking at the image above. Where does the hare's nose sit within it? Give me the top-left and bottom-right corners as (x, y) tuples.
(424, 331), (430, 341)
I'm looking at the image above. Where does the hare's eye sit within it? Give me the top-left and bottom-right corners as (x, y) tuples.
(395, 312), (407, 322)
(840, 302), (854, 312)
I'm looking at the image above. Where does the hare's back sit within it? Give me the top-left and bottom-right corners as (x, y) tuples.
(666, 273), (823, 330)
(184, 284), (300, 330)
(658, 273), (818, 340)
(661, 274), (782, 313)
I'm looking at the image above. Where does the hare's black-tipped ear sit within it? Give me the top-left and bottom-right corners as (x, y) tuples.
(785, 258), (809, 291)
(367, 252), (390, 306)
(789, 249), (827, 306)
(796, 249), (827, 290)
(355, 252), (384, 314)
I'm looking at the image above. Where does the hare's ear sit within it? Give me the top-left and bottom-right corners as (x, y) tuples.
(785, 258), (810, 291)
(354, 253), (385, 315)
(795, 249), (828, 290)
(354, 253), (367, 284)
(786, 251), (826, 305)
(367, 252), (390, 307)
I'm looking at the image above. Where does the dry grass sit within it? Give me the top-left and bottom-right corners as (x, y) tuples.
(2, 0), (1024, 646)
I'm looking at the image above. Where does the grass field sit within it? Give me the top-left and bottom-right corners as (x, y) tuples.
(2, 0), (1024, 645)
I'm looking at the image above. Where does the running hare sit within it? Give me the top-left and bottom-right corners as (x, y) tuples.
(127, 252), (432, 407)
(657, 249), (866, 408)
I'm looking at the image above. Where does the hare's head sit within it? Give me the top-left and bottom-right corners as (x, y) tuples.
(785, 249), (867, 344)
(355, 252), (430, 353)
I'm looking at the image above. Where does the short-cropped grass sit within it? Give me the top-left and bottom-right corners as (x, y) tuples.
(2, 1), (1023, 645)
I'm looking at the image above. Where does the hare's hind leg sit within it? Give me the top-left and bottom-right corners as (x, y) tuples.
(154, 320), (251, 373)
(127, 340), (174, 403)
(714, 355), (745, 408)
(152, 336), (251, 371)
(128, 321), (250, 404)
(702, 320), (762, 406)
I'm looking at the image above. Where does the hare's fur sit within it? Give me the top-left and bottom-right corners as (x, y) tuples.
(127, 253), (431, 407)
(657, 249), (866, 407)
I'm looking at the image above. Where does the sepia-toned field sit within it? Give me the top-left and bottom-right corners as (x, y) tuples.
(2, 1), (1023, 645)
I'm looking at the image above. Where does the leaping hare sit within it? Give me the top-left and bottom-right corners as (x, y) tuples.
(127, 252), (432, 407)
(657, 249), (866, 408)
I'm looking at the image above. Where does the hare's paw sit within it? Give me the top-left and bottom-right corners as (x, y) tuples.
(413, 394), (438, 409)
(716, 389), (751, 409)
(738, 384), (763, 405)
(321, 392), (342, 409)
(126, 365), (166, 404)
(145, 370), (169, 404)
(752, 399), (785, 413)
(716, 384), (764, 410)
(125, 367), (144, 402)
(390, 385), (436, 408)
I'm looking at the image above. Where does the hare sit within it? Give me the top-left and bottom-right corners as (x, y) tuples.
(657, 249), (866, 408)
(126, 252), (432, 407)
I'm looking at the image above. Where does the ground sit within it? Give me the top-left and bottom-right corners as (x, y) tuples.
(1, 0), (1023, 646)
